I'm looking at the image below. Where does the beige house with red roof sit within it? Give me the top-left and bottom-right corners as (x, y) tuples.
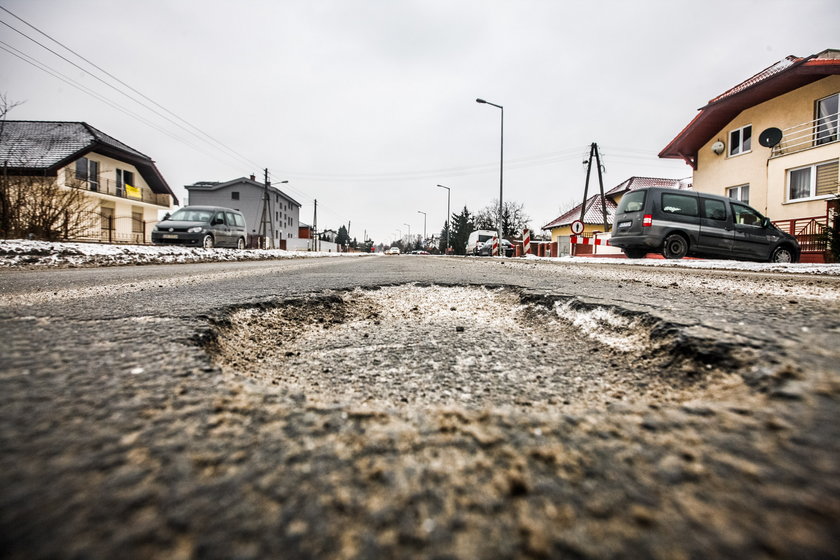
(660, 49), (839, 261)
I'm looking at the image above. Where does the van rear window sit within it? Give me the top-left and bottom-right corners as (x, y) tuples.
(661, 193), (699, 217)
(617, 190), (646, 213)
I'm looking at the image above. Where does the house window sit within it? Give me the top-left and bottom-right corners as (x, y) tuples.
(75, 158), (99, 191)
(727, 184), (749, 204)
(788, 159), (839, 201)
(116, 169), (134, 198)
(816, 93), (839, 146)
(729, 125), (752, 156)
(132, 211), (143, 233)
(231, 191), (240, 200)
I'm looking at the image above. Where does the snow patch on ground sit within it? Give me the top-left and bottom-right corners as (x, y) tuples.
(523, 253), (840, 275)
(0, 239), (371, 268)
(553, 301), (652, 351)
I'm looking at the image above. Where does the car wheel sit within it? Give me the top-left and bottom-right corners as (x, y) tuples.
(237, 237), (246, 250)
(623, 248), (647, 259)
(770, 246), (794, 263)
(662, 233), (688, 259)
(202, 234), (214, 249)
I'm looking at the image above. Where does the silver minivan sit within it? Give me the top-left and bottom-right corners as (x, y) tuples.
(610, 187), (800, 262)
(152, 206), (247, 249)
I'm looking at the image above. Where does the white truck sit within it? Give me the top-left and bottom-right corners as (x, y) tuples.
(466, 230), (498, 256)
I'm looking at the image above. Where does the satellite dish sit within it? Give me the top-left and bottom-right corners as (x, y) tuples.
(711, 141), (725, 155)
(759, 127), (783, 148)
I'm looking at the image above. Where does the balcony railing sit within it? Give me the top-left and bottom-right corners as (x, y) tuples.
(771, 112), (839, 157)
(64, 170), (172, 207)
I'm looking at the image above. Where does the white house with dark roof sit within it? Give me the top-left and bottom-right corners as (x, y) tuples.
(0, 120), (177, 243)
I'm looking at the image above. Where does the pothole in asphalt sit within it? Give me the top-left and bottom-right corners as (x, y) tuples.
(207, 284), (747, 410)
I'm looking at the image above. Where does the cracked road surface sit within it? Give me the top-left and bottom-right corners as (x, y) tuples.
(1, 256), (839, 559)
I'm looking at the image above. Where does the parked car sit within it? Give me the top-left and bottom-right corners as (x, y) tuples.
(152, 206), (247, 249)
(466, 230), (498, 255)
(478, 237), (515, 257)
(385, 246), (401, 255)
(610, 187), (800, 262)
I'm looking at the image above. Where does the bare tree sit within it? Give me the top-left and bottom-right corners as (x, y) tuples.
(1, 96), (95, 240)
(474, 199), (531, 238)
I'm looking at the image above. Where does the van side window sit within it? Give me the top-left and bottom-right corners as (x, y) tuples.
(702, 199), (727, 221)
(233, 214), (245, 227)
(661, 193), (699, 217)
(225, 211), (236, 225)
(617, 190), (646, 213)
(731, 202), (763, 226)
(213, 212), (227, 225)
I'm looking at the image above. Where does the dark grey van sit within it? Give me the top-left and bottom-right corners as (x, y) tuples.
(610, 187), (800, 262)
(152, 206), (247, 249)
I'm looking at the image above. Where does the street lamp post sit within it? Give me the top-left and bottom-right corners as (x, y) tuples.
(417, 211), (426, 247)
(476, 98), (504, 256)
(436, 184), (451, 254)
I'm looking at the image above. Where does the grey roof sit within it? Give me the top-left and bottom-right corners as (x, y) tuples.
(186, 177), (302, 208)
(0, 121), (150, 169)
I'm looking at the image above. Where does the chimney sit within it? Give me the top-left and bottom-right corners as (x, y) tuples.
(250, 174), (256, 181)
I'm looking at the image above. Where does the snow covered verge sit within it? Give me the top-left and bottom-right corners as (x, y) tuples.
(522, 253), (840, 276)
(0, 239), (373, 268)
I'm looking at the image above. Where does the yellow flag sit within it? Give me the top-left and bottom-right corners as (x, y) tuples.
(125, 183), (141, 199)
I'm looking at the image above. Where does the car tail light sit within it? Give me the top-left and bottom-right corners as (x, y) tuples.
(642, 214), (653, 227)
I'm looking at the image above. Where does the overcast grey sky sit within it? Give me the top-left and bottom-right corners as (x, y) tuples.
(2, 0), (838, 244)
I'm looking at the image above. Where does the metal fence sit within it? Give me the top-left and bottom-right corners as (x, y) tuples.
(772, 215), (829, 253)
(72, 211), (154, 245)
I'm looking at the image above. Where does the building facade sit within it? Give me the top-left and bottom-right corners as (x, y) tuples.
(660, 49), (840, 261)
(185, 176), (301, 248)
(0, 121), (177, 243)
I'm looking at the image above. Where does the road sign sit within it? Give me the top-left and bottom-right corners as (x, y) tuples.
(570, 220), (584, 235)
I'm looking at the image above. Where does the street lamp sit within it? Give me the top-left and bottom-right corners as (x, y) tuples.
(436, 184), (451, 254)
(417, 210), (426, 247)
(476, 98), (504, 256)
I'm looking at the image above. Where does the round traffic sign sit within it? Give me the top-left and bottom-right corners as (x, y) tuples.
(570, 220), (584, 235)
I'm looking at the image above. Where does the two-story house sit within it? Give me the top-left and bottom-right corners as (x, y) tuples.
(185, 176), (301, 248)
(0, 121), (177, 243)
(660, 49), (840, 262)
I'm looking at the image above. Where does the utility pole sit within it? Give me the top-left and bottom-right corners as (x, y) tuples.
(579, 143), (609, 233)
(313, 199), (318, 252)
(258, 168), (275, 249)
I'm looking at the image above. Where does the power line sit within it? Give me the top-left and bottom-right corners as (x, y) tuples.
(0, 6), (263, 172)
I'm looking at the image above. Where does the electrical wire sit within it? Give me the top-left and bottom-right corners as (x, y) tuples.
(0, 7), (263, 171)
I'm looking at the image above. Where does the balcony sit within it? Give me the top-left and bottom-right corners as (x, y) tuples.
(770, 112), (839, 158)
(64, 170), (172, 207)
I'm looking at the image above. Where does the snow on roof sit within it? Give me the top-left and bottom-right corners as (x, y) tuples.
(543, 176), (691, 229)
(0, 121), (151, 169)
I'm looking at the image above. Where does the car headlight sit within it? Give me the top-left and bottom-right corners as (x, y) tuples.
(187, 226), (204, 233)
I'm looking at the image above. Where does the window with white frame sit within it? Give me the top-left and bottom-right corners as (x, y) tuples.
(816, 93), (839, 146)
(727, 184), (749, 204)
(788, 159), (839, 201)
(729, 124), (752, 156)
